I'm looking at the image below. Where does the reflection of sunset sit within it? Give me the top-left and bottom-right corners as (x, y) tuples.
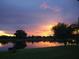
(26, 41), (64, 48)
(0, 43), (2, 47)
(35, 41), (64, 47)
(0, 30), (14, 36)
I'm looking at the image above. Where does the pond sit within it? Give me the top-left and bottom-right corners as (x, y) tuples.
(0, 41), (64, 51)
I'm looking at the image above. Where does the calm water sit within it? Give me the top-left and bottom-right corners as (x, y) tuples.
(0, 41), (64, 51)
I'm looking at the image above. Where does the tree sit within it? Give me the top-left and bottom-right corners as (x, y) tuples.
(52, 23), (72, 46)
(53, 23), (69, 39)
(8, 30), (27, 52)
(14, 30), (27, 39)
(70, 18), (79, 45)
(70, 18), (79, 36)
(77, 0), (79, 1)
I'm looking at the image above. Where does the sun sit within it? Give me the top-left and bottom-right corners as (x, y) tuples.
(0, 30), (14, 36)
(40, 24), (54, 36)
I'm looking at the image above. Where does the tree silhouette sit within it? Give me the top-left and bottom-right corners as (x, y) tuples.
(52, 23), (71, 46)
(8, 30), (27, 52)
(70, 18), (79, 45)
(71, 18), (79, 35)
(14, 30), (27, 39)
(77, 0), (79, 1)
(14, 30), (27, 49)
(52, 18), (79, 46)
(53, 23), (69, 39)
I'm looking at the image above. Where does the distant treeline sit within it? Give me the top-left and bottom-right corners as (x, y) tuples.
(0, 35), (55, 42)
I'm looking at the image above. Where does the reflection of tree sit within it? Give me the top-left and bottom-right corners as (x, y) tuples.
(13, 40), (26, 49)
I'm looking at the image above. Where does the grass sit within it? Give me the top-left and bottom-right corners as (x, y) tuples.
(0, 46), (79, 59)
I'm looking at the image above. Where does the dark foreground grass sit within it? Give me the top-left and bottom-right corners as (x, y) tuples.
(0, 46), (79, 59)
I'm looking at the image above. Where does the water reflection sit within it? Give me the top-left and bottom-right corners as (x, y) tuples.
(0, 41), (64, 51)
(26, 41), (64, 48)
(0, 43), (13, 51)
(0, 43), (2, 47)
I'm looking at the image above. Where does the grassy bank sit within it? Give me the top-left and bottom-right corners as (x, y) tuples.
(0, 46), (79, 59)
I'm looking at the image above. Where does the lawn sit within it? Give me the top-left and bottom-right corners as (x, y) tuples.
(0, 46), (79, 59)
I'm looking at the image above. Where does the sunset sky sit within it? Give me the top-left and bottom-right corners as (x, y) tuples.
(0, 0), (79, 36)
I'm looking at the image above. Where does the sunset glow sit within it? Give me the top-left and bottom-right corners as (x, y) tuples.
(40, 24), (55, 36)
(26, 24), (56, 36)
(0, 0), (79, 36)
(0, 31), (14, 36)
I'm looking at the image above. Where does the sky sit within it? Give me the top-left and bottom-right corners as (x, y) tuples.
(0, 0), (79, 36)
